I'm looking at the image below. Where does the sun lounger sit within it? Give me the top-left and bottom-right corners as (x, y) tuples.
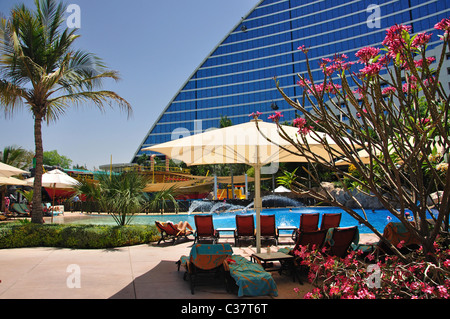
(155, 221), (192, 245)
(358, 222), (422, 257)
(225, 254), (278, 297)
(279, 229), (328, 254)
(299, 213), (320, 232)
(234, 214), (255, 247)
(177, 243), (233, 294)
(319, 213), (341, 230)
(324, 226), (359, 258)
(193, 214), (219, 244)
(11, 203), (30, 216)
(260, 214), (278, 245)
(291, 212), (320, 242)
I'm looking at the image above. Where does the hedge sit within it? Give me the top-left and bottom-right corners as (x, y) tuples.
(0, 223), (160, 249)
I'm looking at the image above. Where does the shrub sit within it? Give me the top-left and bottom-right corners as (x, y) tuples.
(0, 223), (159, 249)
(295, 238), (450, 299)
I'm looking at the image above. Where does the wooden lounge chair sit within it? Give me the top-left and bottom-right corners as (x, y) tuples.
(193, 214), (219, 244)
(260, 214), (279, 245)
(234, 214), (255, 247)
(177, 243), (233, 294)
(324, 226), (359, 258)
(155, 221), (192, 245)
(319, 213), (342, 230)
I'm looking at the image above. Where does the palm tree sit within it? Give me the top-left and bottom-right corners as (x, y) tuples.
(96, 172), (150, 226)
(149, 186), (179, 214)
(1, 145), (29, 169)
(0, 0), (132, 223)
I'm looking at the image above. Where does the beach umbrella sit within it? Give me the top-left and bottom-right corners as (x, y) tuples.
(274, 185), (291, 193)
(0, 176), (27, 186)
(0, 162), (28, 178)
(143, 119), (345, 252)
(26, 169), (80, 222)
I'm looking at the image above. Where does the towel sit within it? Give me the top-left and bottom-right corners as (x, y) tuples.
(228, 255), (278, 297)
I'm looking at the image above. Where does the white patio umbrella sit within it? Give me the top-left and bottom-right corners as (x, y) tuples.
(143, 119), (345, 252)
(274, 185), (291, 193)
(0, 176), (27, 186)
(0, 162), (28, 178)
(26, 169), (80, 222)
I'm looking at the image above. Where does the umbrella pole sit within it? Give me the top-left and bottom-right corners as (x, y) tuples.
(51, 185), (55, 223)
(255, 164), (262, 253)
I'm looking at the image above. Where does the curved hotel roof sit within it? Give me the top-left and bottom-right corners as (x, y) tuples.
(132, 0), (450, 163)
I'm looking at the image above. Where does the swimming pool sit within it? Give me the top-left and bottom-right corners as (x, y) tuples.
(70, 207), (410, 234)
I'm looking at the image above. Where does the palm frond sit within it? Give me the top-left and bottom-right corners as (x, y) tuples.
(47, 90), (133, 121)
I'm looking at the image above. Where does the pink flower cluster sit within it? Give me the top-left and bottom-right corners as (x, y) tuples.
(293, 117), (313, 135)
(318, 54), (353, 76)
(355, 47), (380, 64)
(382, 24), (412, 58)
(382, 86), (396, 95)
(435, 18), (450, 33)
(268, 111), (283, 122)
(294, 238), (450, 299)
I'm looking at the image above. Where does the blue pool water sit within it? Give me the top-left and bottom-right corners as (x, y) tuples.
(71, 207), (416, 234)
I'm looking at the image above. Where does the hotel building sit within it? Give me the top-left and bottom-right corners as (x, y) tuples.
(132, 0), (450, 162)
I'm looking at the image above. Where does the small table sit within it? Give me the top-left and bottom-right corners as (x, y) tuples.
(251, 252), (296, 281)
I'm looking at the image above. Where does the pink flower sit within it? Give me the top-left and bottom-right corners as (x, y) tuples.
(414, 56), (436, 68)
(444, 259), (450, 268)
(249, 111), (262, 119)
(402, 82), (417, 93)
(297, 78), (311, 88)
(268, 111), (283, 122)
(422, 284), (435, 295)
(297, 45), (309, 53)
(412, 32), (432, 47)
(382, 24), (412, 58)
(438, 286), (449, 298)
(435, 18), (450, 32)
(293, 117), (307, 127)
(420, 118), (431, 125)
(293, 117), (312, 135)
(356, 47), (380, 64)
(359, 62), (382, 77)
(382, 86), (396, 95)
(329, 286), (340, 296)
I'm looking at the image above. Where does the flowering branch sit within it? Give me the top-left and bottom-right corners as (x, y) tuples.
(269, 17), (450, 262)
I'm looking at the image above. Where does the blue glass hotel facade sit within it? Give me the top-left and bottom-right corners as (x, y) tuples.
(132, 0), (450, 162)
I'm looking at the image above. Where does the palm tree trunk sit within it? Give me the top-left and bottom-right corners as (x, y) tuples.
(32, 115), (44, 224)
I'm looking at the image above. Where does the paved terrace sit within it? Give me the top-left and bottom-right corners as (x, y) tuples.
(0, 212), (378, 299)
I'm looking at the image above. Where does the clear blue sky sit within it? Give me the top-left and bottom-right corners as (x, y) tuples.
(0, 0), (259, 170)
